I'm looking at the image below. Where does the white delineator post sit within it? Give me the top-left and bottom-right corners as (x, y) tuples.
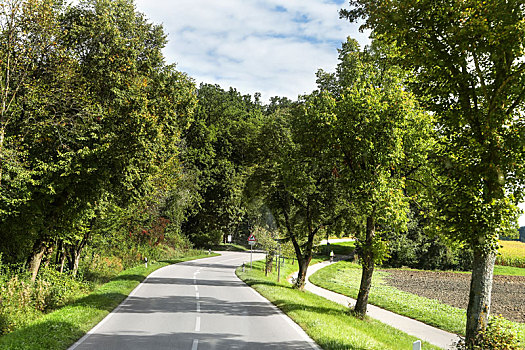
(413, 340), (421, 350)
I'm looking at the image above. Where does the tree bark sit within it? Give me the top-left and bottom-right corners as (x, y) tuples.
(68, 229), (92, 277)
(465, 248), (496, 346)
(28, 239), (46, 282)
(354, 215), (375, 316)
(295, 256), (311, 289)
(265, 250), (274, 276)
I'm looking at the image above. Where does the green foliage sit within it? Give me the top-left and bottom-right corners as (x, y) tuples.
(456, 315), (521, 350)
(342, 1), (525, 339)
(247, 95), (350, 288)
(0, 265), (89, 335)
(0, 0), (196, 273)
(181, 84), (263, 247)
(385, 206), (473, 271)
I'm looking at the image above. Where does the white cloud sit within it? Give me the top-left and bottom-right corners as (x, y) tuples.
(134, 0), (370, 102)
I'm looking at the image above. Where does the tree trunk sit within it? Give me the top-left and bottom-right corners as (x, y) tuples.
(28, 239), (46, 282)
(59, 252), (66, 273)
(42, 244), (54, 268)
(0, 127), (4, 186)
(295, 257), (311, 289)
(465, 248), (496, 346)
(265, 250), (274, 276)
(72, 250), (81, 277)
(354, 215), (375, 316)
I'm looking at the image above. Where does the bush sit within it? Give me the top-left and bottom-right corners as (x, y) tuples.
(0, 274), (43, 334)
(384, 206), (473, 270)
(456, 315), (521, 349)
(36, 267), (90, 309)
(80, 254), (125, 283)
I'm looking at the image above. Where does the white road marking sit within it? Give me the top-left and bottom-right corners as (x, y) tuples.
(194, 285), (198, 291)
(233, 269), (321, 350)
(195, 316), (201, 332)
(197, 302), (201, 312)
(196, 292), (199, 299)
(191, 339), (199, 350)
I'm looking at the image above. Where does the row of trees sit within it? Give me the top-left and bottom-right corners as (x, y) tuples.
(0, 0), (196, 280)
(1, 0), (524, 347)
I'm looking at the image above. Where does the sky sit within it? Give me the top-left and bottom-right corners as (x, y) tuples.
(131, 1), (525, 228)
(133, 0), (370, 103)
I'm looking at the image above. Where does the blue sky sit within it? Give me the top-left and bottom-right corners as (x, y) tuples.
(133, 0), (370, 102)
(131, 1), (525, 227)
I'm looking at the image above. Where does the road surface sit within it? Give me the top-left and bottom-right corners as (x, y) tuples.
(69, 251), (319, 350)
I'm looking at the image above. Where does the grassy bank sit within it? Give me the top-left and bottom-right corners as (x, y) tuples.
(236, 258), (439, 350)
(0, 253), (217, 350)
(320, 241), (356, 256)
(309, 261), (525, 344)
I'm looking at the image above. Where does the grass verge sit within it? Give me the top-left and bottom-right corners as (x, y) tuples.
(320, 241), (356, 256)
(209, 243), (249, 252)
(309, 261), (525, 344)
(236, 259), (440, 350)
(0, 253), (218, 350)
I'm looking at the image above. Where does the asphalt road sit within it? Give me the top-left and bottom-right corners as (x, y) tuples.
(69, 251), (319, 350)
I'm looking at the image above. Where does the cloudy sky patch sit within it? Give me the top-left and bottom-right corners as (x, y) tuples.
(134, 0), (369, 102)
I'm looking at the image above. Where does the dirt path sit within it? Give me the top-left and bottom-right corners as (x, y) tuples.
(384, 269), (525, 323)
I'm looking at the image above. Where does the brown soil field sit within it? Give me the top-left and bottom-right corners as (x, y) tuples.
(383, 269), (525, 323)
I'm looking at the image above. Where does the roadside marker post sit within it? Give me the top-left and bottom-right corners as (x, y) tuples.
(248, 234), (256, 269)
(413, 340), (421, 350)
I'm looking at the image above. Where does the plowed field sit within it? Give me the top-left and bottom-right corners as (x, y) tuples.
(384, 270), (525, 323)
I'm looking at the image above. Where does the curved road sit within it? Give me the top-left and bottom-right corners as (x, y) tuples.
(69, 251), (319, 350)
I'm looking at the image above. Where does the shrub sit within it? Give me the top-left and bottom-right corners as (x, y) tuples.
(0, 274), (42, 334)
(80, 254), (124, 283)
(385, 206), (473, 271)
(36, 267), (90, 309)
(456, 316), (521, 350)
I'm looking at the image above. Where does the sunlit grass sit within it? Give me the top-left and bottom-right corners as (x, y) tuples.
(237, 258), (440, 350)
(309, 261), (525, 345)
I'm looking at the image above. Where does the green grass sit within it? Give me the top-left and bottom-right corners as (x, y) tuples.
(236, 258), (440, 350)
(210, 243), (249, 251)
(0, 253), (218, 350)
(494, 265), (525, 276)
(320, 241), (356, 256)
(309, 261), (525, 344)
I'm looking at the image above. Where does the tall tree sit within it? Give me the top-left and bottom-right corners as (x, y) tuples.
(314, 39), (434, 314)
(0, 0), (196, 279)
(342, 0), (525, 343)
(181, 84), (262, 247)
(248, 97), (349, 289)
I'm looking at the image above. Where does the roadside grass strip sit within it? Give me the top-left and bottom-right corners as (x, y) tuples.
(0, 253), (217, 350)
(309, 261), (525, 345)
(321, 241), (356, 256)
(236, 259), (440, 350)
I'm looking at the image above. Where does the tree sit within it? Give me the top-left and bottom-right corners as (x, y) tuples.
(180, 84), (262, 247)
(314, 38), (434, 314)
(248, 98), (349, 289)
(342, 0), (525, 343)
(0, 0), (196, 280)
